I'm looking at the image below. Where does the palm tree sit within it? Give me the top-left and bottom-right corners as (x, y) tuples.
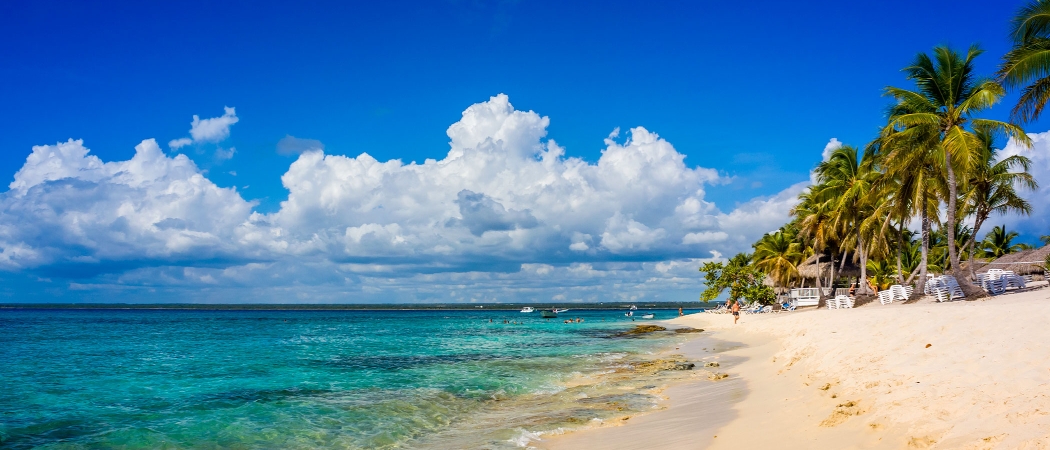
(866, 259), (898, 292)
(981, 225), (1025, 258)
(815, 146), (879, 295)
(1041, 234), (1050, 246)
(882, 45), (1030, 295)
(753, 231), (802, 289)
(1000, 0), (1050, 122)
(791, 191), (835, 302)
(961, 129), (1036, 274)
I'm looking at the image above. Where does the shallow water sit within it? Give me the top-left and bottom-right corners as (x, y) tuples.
(0, 308), (695, 449)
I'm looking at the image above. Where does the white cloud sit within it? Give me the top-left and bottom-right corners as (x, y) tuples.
(168, 138), (193, 150)
(997, 132), (1050, 236)
(822, 138), (843, 161)
(190, 107), (239, 142)
(0, 94), (808, 301)
(682, 231), (728, 244)
(168, 107), (239, 150)
(215, 147), (236, 162)
(0, 138), (257, 272)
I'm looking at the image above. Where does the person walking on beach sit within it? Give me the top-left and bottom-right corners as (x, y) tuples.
(731, 300), (741, 324)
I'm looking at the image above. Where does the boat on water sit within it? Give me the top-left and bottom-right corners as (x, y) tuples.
(625, 311), (634, 317)
(540, 310), (558, 318)
(520, 307), (535, 313)
(640, 313), (655, 319)
(552, 308), (569, 313)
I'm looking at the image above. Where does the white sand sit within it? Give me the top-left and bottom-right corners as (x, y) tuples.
(539, 283), (1050, 449)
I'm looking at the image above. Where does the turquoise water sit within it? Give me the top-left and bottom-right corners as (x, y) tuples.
(0, 309), (693, 449)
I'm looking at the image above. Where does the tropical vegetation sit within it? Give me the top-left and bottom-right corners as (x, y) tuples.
(699, 1), (1049, 303)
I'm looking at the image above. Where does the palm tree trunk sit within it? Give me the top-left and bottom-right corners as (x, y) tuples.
(966, 212), (987, 279)
(829, 253), (836, 291)
(944, 159), (980, 296)
(896, 220), (905, 283)
(858, 235), (870, 295)
(918, 196), (930, 293)
(814, 250), (823, 300)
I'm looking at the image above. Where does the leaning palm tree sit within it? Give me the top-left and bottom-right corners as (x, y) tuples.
(1000, 0), (1050, 122)
(753, 231), (803, 289)
(961, 129), (1036, 274)
(882, 45), (1030, 295)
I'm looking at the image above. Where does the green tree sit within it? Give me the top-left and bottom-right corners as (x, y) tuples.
(981, 225), (1025, 258)
(961, 129), (1036, 273)
(1000, 0), (1050, 122)
(753, 231), (803, 289)
(869, 130), (946, 291)
(791, 191), (835, 302)
(699, 257), (776, 305)
(883, 45), (1029, 295)
(814, 145), (879, 294)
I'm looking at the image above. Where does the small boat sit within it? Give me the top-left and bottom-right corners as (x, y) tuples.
(520, 307), (535, 313)
(629, 305), (637, 310)
(640, 313), (655, 319)
(540, 310), (558, 318)
(553, 308), (570, 313)
(625, 311), (634, 317)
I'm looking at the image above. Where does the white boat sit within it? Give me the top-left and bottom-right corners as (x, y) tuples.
(553, 308), (569, 313)
(629, 305), (637, 310)
(640, 313), (655, 319)
(520, 307), (534, 313)
(625, 311), (634, 317)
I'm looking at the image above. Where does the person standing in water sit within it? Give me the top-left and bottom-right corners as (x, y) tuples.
(678, 307), (683, 317)
(731, 300), (741, 324)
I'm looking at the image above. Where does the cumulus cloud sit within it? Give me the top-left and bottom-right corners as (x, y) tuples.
(277, 135), (325, 155)
(996, 132), (1050, 236)
(0, 138), (257, 274)
(0, 94), (809, 302)
(822, 137), (843, 161)
(168, 107), (239, 150)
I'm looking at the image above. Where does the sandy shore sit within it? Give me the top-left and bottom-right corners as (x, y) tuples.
(539, 282), (1050, 449)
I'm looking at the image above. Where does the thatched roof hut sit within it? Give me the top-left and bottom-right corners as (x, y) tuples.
(795, 254), (861, 279)
(976, 246), (1050, 276)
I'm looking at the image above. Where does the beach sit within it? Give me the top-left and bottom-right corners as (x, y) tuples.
(540, 283), (1050, 449)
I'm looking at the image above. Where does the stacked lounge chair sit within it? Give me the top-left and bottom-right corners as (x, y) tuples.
(828, 295), (854, 309)
(977, 269), (1027, 295)
(926, 275), (965, 302)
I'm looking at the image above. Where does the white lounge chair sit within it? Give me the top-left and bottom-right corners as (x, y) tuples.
(878, 290), (895, 305)
(889, 284), (911, 302)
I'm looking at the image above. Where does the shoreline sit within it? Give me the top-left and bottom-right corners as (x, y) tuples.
(538, 282), (1050, 449)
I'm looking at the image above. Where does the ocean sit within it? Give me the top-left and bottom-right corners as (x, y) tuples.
(0, 308), (698, 449)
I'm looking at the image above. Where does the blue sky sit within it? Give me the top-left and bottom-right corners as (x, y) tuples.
(1, 0), (1048, 303)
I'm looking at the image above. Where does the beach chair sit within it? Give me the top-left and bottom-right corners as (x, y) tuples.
(840, 295), (855, 308)
(826, 297), (838, 309)
(878, 290), (895, 305)
(933, 276), (966, 301)
(889, 285), (910, 302)
(1003, 271), (1026, 289)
